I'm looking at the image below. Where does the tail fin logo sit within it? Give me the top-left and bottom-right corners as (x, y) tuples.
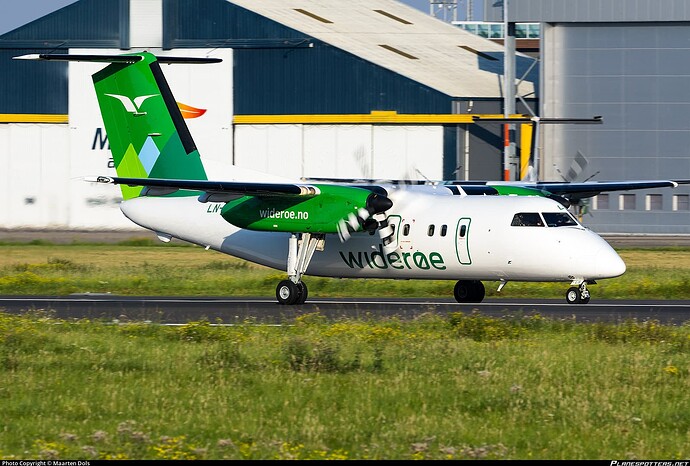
(177, 102), (207, 119)
(105, 93), (159, 116)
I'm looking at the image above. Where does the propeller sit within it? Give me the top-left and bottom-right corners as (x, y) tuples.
(334, 151), (433, 253)
(335, 149), (405, 252)
(552, 150), (601, 220)
(336, 192), (394, 249)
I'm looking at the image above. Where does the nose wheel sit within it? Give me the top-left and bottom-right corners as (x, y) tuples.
(565, 282), (591, 304)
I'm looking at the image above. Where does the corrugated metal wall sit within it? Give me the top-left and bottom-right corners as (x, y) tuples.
(0, 0), (129, 115)
(233, 44), (451, 115)
(484, 0), (690, 23)
(0, 0), (128, 47)
(0, 49), (68, 114)
(542, 22), (690, 233)
(164, 0), (307, 47)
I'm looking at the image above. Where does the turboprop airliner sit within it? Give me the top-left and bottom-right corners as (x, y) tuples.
(16, 52), (690, 305)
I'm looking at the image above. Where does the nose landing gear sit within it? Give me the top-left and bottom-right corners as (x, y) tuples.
(566, 281), (592, 304)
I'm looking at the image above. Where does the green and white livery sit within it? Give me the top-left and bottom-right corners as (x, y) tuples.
(17, 52), (690, 305)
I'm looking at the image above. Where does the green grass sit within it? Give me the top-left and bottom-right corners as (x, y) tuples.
(1, 311), (689, 460)
(2, 243), (689, 459)
(0, 243), (689, 299)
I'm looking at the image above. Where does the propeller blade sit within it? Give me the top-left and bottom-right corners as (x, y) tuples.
(336, 192), (394, 245)
(337, 219), (352, 242)
(347, 212), (360, 230)
(374, 213), (397, 254)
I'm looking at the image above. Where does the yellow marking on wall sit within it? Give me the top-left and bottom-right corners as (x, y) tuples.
(234, 112), (528, 125)
(0, 114), (68, 123)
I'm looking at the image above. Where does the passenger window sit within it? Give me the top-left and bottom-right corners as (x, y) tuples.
(440, 225), (447, 237)
(428, 225), (435, 236)
(511, 212), (544, 227)
(459, 225), (467, 237)
(542, 212), (578, 227)
(403, 224), (410, 236)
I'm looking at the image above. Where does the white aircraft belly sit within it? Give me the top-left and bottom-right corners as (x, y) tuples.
(120, 197), (289, 269)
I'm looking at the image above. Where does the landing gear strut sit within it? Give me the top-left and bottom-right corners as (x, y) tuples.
(565, 281), (591, 305)
(453, 280), (485, 303)
(275, 233), (323, 305)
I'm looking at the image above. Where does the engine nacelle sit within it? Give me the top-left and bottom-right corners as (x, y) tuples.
(219, 184), (391, 234)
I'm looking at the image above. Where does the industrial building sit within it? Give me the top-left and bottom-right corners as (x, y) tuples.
(0, 0), (688, 235)
(0, 0), (539, 229)
(483, 0), (690, 233)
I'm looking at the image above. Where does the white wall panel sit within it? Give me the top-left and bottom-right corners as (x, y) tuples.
(235, 124), (444, 182)
(130, 0), (163, 48)
(0, 124), (70, 228)
(234, 125), (303, 179)
(372, 125), (443, 180)
(303, 125), (372, 179)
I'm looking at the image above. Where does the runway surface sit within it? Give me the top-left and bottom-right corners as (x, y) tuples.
(2, 295), (690, 325)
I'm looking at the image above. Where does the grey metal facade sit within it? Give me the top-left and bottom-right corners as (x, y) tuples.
(542, 22), (690, 233)
(483, 0), (690, 234)
(484, 0), (690, 23)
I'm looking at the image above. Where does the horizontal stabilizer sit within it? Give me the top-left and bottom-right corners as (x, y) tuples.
(13, 54), (222, 64)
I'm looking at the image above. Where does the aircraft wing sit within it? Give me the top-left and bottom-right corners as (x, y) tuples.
(87, 176), (320, 200)
(506, 180), (690, 202)
(91, 176), (689, 203)
(306, 177), (689, 193)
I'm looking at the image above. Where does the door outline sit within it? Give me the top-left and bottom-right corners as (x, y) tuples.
(456, 217), (472, 265)
(396, 216), (414, 251)
(385, 214), (403, 250)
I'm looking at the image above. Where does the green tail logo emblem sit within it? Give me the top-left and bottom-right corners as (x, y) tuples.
(105, 93), (159, 115)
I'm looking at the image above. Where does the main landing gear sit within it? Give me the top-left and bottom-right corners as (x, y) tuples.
(453, 280), (486, 303)
(565, 281), (592, 304)
(275, 233), (324, 305)
(276, 280), (308, 305)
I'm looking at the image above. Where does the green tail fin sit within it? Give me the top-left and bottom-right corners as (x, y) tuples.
(92, 52), (207, 199)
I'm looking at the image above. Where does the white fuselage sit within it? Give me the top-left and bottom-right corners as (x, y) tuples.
(119, 188), (626, 283)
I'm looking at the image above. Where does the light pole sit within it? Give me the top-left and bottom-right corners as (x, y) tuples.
(502, 0), (517, 181)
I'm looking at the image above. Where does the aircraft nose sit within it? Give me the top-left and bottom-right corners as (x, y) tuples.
(596, 244), (626, 278)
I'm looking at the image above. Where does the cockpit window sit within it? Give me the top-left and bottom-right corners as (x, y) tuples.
(542, 212), (579, 227)
(511, 212), (544, 227)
